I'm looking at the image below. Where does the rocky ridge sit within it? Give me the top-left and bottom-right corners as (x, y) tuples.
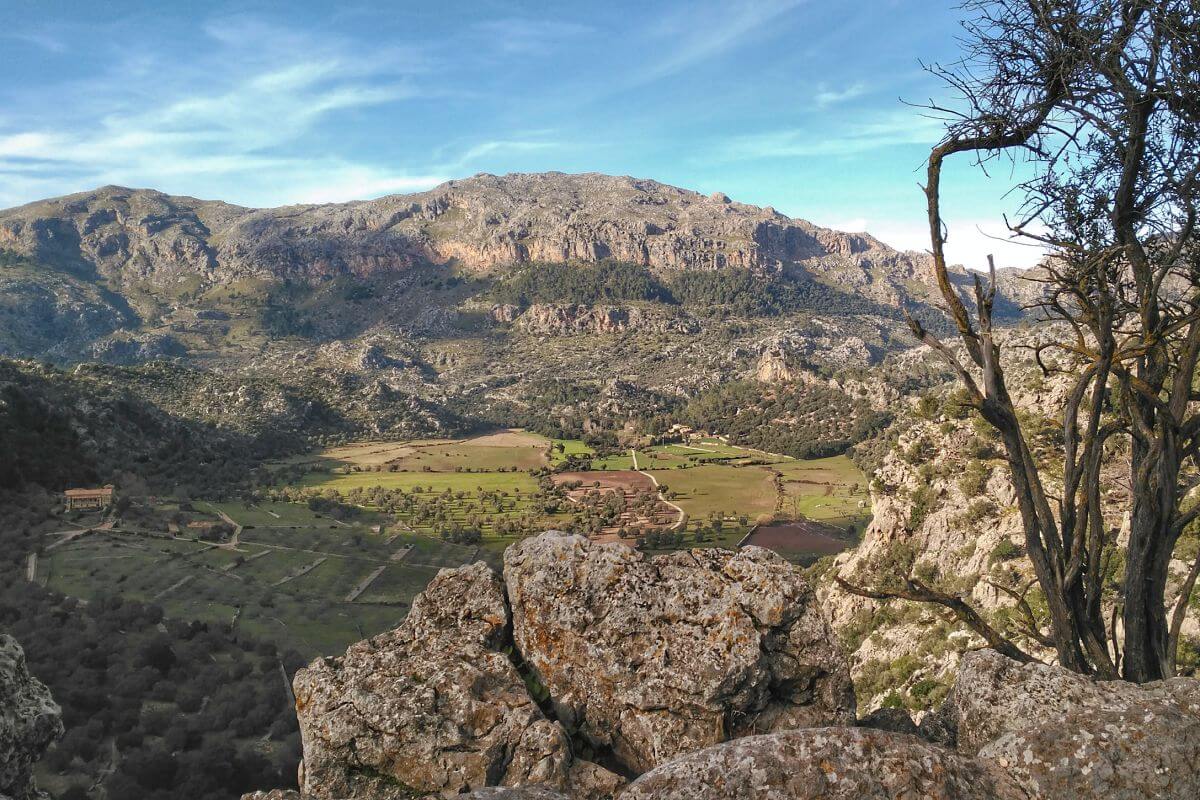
(237, 536), (1200, 800)
(0, 174), (944, 294)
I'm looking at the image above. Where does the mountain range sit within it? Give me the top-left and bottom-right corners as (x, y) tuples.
(0, 172), (1036, 454)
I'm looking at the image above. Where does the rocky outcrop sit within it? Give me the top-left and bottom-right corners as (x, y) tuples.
(753, 329), (877, 383)
(459, 790), (572, 800)
(620, 729), (1026, 800)
(929, 649), (1200, 799)
(282, 533), (855, 798)
(503, 534), (855, 774)
(755, 345), (798, 382)
(256, 554), (1200, 800)
(90, 331), (187, 364)
(981, 705), (1200, 800)
(293, 562), (621, 800)
(929, 647), (1200, 755)
(0, 636), (63, 800)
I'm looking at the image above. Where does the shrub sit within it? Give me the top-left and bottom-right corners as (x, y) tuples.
(989, 538), (1022, 564)
(957, 460), (990, 497)
(907, 484), (937, 530)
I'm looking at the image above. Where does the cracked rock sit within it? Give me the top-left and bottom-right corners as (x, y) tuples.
(293, 562), (621, 799)
(503, 532), (855, 774)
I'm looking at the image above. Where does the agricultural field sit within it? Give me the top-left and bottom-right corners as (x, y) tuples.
(771, 456), (872, 532)
(40, 431), (871, 661)
(647, 464), (778, 521)
(286, 429), (871, 551)
(36, 500), (477, 659)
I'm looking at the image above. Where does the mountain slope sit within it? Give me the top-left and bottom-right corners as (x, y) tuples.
(0, 172), (1026, 300)
(0, 173), (1040, 455)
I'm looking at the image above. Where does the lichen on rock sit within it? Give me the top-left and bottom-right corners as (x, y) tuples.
(619, 728), (1027, 800)
(931, 648), (1200, 799)
(503, 532), (856, 774)
(292, 562), (621, 800)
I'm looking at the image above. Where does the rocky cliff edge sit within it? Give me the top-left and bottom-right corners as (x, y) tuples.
(245, 531), (1200, 800)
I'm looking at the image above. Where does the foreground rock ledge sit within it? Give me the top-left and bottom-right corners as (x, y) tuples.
(0, 635), (63, 800)
(287, 532), (853, 798)
(621, 728), (1026, 800)
(504, 534), (856, 774)
(926, 648), (1200, 800)
(293, 562), (621, 800)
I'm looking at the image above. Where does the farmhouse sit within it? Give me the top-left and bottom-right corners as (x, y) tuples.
(63, 485), (115, 512)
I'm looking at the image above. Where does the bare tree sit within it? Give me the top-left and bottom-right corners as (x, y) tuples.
(840, 0), (1200, 682)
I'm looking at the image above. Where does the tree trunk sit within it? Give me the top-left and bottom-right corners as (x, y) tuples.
(1122, 435), (1180, 682)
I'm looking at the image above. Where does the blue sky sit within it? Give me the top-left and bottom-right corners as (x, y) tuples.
(0, 0), (1045, 268)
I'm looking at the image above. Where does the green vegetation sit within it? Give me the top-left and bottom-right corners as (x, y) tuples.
(957, 459), (990, 497)
(0, 248), (38, 268)
(486, 258), (909, 321)
(646, 463), (777, 521)
(1, 495), (300, 800)
(38, 521), (425, 659)
(989, 538), (1023, 564)
(677, 379), (891, 459)
(490, 260), (672, 306)
(906, 484), (937, 530)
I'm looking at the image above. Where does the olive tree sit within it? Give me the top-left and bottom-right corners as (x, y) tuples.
(841, 0), (1200, 682)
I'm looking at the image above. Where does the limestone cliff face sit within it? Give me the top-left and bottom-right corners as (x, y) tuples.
(0, 635), (63, 800)
(0, 173), (1016, 307)
(814, 332), (1189, 713)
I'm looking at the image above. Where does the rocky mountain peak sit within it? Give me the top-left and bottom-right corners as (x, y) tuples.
(0, 171), (959, 296)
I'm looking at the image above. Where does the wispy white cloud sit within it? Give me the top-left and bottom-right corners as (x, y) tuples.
(451, 139), (558, 169)
(709, 110), (944, 161)
(639, 0), (806, 82)
(3, 31), (67, 53)
(814, 81), (867, 108)
(289, 166), (449, 205)
(0, 15), (434, 208)
(471, 18), (594, 55)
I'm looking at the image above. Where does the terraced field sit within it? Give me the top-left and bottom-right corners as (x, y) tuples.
(41, 431), (870, 660)
(37, 502), (480, 659)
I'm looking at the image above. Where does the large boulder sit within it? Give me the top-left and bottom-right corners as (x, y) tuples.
(980, 706), (1200, 800)
(927, 649), (1200, 755)
(0, 635), (63, 800)
(928, 649), (1200, 799)
(293, 563), (622, 800)
(620, 728), (1027, 800)
(503, 533), (855, 774)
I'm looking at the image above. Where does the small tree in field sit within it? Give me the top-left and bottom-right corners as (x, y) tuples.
(840, 0), (1200, 682)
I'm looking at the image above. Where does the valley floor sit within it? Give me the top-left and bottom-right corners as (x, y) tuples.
(35, 429), (871, 660)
